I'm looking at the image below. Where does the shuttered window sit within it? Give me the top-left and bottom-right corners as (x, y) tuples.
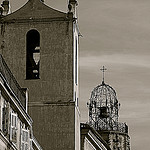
(29, 139), (33, 150)
(21, 128), (29, 150)
(2, 105), (9, 136)
(10, 112), (17, 143)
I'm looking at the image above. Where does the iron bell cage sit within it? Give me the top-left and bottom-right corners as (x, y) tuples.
(88, 81), (121, 131)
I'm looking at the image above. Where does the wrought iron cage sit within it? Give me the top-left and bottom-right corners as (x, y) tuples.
(88, 81), (122, 131)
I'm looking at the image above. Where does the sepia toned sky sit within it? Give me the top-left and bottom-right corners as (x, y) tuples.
(2, 0), (150, 149)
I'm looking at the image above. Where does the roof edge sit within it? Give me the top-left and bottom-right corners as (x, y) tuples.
(1, 0), (67, 21)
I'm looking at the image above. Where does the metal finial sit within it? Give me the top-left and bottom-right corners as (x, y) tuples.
(100, 66), (107, 84)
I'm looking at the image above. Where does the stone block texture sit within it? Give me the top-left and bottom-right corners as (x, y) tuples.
(0, 0), (80, 149)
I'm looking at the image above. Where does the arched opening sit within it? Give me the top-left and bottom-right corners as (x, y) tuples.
(26, 30), (40, 79)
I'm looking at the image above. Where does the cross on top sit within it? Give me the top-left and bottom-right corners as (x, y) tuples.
(100, 66), (107, 83)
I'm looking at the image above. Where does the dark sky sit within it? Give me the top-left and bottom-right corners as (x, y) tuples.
(3, 0), (150, 149)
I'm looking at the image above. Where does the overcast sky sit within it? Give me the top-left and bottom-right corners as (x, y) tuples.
(3, 0), (150, 149)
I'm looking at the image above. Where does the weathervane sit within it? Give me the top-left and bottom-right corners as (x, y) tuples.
(100, 66), (107, 84)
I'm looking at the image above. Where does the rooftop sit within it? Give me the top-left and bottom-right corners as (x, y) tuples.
(0, 54), (26, 108)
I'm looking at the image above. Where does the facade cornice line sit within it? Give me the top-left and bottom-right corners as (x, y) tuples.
(0, 16), (74, 24)
(0, 131), (17, 150)
(29, 101), (75, 107)
(0, 76), (32, 126)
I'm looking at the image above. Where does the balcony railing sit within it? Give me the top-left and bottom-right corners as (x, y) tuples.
(0, 54), (26, 108)
(89, 119), (128, 134)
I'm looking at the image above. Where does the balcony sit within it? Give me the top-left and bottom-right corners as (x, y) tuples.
(89, 119), (128, 134)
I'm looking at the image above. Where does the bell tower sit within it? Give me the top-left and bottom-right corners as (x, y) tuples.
(0, 0), (80, 149)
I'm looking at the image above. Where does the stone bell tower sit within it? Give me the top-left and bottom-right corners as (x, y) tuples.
(0, 0), (80, 149)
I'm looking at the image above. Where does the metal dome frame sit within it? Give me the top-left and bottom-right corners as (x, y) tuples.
(88, 81), (121, 131)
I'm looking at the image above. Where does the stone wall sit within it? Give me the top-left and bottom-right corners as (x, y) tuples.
(1, 20), (73, 103)
(29, 102), (75, 150)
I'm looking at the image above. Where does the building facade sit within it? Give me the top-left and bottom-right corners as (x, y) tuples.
(0, 1), (131, 150)
(0, 54), (42, 150)
(81, 123), (111, 150)
(0, 0), (80, 149)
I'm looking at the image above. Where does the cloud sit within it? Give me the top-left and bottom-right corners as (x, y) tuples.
(80, 54), (150, 69)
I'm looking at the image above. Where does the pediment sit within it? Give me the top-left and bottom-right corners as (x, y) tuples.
(3, 0), (67, 21)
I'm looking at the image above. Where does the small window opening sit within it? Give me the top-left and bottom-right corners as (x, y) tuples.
(2, 102), (9, 136)
(10, 111), (17, 143)
(21, 128), (29, 150)
(26, 30), (40, 79)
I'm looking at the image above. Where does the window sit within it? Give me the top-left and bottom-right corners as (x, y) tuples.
(2, 103), (9, 136)
(21, 128), (29, 150)
(29, 139), (33, 150)
(10, 112), (17, 143)
(26, 29), (40, 79)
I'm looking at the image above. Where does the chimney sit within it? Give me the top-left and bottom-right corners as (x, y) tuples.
(1, 0), (9, 15)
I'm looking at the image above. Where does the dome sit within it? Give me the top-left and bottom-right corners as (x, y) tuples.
(90, 81), (118, 109)
(88, 81), (120, 131)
